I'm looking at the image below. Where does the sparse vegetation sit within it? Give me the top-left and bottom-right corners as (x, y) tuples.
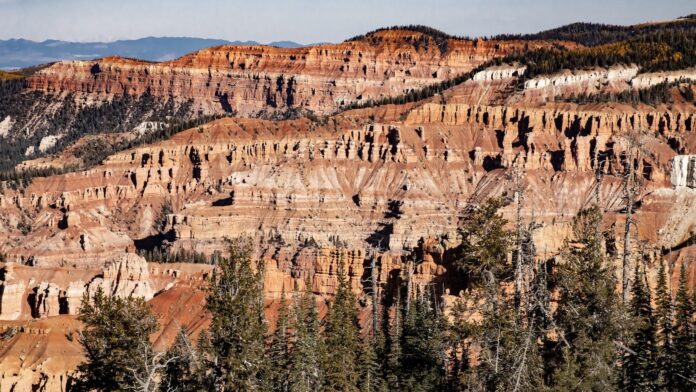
(341, 63), (488, 112)
(559, 81), (696, 106)
(0, 82), (203, 175)
(347, 25), (472, 54)
(137, 246), (217, 264)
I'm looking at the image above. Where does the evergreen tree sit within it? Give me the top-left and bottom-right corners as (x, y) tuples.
(399, 293), (448, 392)
(154, 198), (173, 233)
(673, 262), (695, 391)
(474, 292), (547, 392)
(654, 260), (677, 391)
(160, 328), (202, 392)
(201, 239), (267, 391)
(385, 290), (403, 390)
(551, 206), (625, 391)
(321, 262), (361, 392)
(73, 287), (159, 391)
(622, 264), (658, 391)
(358, 332), (384, 392)
(268, 288), (291, 392)
(288, 282), (324, 392)
(453, 198), (512, 285)
(446, 296), (473, 391)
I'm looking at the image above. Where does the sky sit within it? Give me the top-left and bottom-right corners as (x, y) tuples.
(0, 0), (694, 43)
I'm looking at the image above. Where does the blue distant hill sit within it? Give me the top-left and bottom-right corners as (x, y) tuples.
(0, 37), (309, 69)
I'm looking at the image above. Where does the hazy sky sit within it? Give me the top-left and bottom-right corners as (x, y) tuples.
(0, 0), (694, 43)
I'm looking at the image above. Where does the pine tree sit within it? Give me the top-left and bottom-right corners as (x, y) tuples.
(622, 264), (658, 391)
(155, 198), (173, 233)
(73, 287), (159, 391)
(446, 296), (473, 391)
(453, 198), (512, 286)
(288, 282), (324, 392)
(201, 239), (267, 391)
(474, 290), (547, 392)
(399, 293), (447, 392)
(321, 262), (361, 392)
(268, 288), (291, 392)
(654, 260), (677, 390)
(673, 262), (695, 391)
(360, 252), (385, 392)
(358, 332), (384, 392)
(160, 328), (202, 392)
(551, 206), (625, 391)
(385, 289), (403, 390)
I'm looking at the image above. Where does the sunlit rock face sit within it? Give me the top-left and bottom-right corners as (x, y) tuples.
(671, 155), (696, 188)
(26, 31), (547, 117)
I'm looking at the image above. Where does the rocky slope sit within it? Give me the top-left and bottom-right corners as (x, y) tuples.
(0, 24), (695, 392)
(25, 31), (553, 117)
(1, 100), (694, 268)
(0, 29), (567, 171)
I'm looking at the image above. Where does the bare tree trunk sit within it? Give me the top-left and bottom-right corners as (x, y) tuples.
(514, 165), (524, 311)
(371, 254), (379, 335)
(622, 147), (636, 304)
(405, 260), (414, 316)
(595, 145), (603, 206)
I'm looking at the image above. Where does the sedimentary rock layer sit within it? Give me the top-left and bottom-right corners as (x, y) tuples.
(25, 31), (559, 116)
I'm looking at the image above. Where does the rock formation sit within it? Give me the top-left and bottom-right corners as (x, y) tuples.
(630, 67), (696, 89)
(25, 31), (550, 117)
(523, 65), (639, 89)
(671, 155), (696, 188)
(0, 25), (694, 392)
(86, 253), (154, 300)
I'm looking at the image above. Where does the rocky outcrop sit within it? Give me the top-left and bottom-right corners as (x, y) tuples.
(0, 116), (13, 138)
(26, 31), (542, 117)
(87, 253), (154, 300)
(0, 317), (83, 392)
(473, 64), (526, 81)
(671, 155), (696, 188)
(630, 68), (696, 89)
(2, 100), (691, 269)
(0, 268), (25, 321)
(524, 65), (639, 89)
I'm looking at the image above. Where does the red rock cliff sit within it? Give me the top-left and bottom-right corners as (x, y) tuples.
(26, 31), (558, 116)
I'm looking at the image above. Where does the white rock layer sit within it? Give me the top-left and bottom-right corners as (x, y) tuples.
(671, 155), (696, 188)
(524, 65), (639, 89)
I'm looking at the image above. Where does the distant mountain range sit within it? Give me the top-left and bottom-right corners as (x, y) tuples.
(0, 37), (310, 69)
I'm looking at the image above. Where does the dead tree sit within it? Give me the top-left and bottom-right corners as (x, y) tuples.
(621, 136), (643, 304)
(128, 343), (179, 392)
(362, 246), (381, 336)
(513, 162), (525, 310)
(594, 145), (604, 206)
(404, 259), (414, 316)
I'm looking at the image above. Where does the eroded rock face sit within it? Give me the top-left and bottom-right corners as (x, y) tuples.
(0, 271), (25, 321)
(671, 155), (696, 188)
(87, 253), (154, 300)
(524, 65), (639, 89)
(2, 100), (693, 269)
(5, 26), (696, 392)
(631, 68), (696, 89)
(0, 101), (694, 391)
(473, 64), (526, 81)
(26, 31), (542, 117)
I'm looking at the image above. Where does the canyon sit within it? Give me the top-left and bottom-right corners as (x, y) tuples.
(0, 24), (694, 391)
